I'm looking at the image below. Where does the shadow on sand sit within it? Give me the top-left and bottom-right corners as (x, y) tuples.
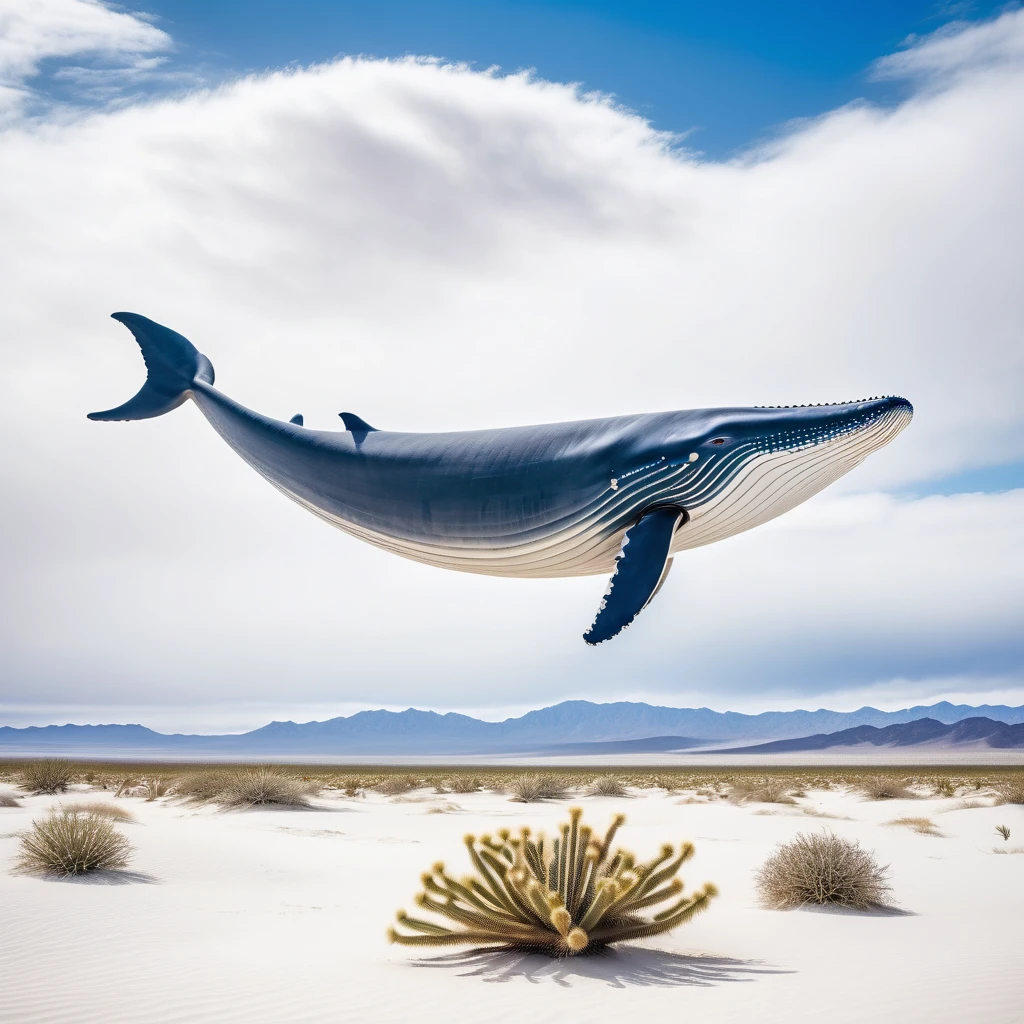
(412, 945), (794, 989)
(51, 869), (160, 885)
(798, 902), (916, 918)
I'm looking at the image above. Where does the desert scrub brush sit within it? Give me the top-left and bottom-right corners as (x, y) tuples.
(995, 779), (1024, 805)
(756, 829), (893, 910)
(508, 773), (569, 802)
(221, 766), (315, 807)
(61, 800), (136, 823)
(375, 775), (420, 796)
(20, 758), (74, 794)
(388, 807), (717, 956)
(587, 776), (628, 797)
(858, 776), (914, 800)
(17, 809), (133, 876)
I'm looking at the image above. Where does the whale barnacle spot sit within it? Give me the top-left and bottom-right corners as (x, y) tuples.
(688, 453), (699, 462)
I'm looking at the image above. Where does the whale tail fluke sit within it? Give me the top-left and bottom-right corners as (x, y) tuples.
(87, 312), (215, 421)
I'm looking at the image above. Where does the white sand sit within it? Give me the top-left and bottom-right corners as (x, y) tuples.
(1, 785), (1022, 1023)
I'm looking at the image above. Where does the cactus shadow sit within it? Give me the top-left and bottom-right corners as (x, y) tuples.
(412, 945), (793, 988)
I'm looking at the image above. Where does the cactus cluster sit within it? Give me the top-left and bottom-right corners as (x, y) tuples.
(389, 807), (717, 956)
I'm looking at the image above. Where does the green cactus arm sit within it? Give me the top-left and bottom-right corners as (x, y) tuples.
(576, 880), (619, 932)
(525, 881), (556, 924)
(466, 877), (516, 915)
(604, 870), (641, 912)
(596, 814), (626, 869)
(555, 824), (570, 901)
(590, 886), (716, 944)
(601, 851), (622, 878)
(623, 878), (684, 912)
(418, 894), (547, 938)
(649, 882), (718, 922)
(394, 913), (454, 936)
(625, 847), (689, 905)
(479, 848), (510, 878)
(501, 867), (547, 924)
(564, 811), (581, 907)
(466, 841), (520, 915)
(446, 875), (524, 921)
(570, 852), (598, 917)
(568, 827), (593, 912)
(524, 839), (546, 881)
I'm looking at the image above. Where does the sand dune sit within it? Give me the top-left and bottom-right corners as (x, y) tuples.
(1, 785), (1021, 1023)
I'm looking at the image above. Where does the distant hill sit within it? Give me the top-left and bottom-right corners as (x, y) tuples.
(717, 717), (1024, 754)
(2, 699), (1024, 757)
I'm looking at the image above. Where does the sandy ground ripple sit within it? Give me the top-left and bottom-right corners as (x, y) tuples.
(1, 786), (1022, 1023)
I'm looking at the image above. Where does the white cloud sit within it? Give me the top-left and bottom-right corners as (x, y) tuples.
(0, 0), (171, 121)
(874, 10), (1024, 83)
(0, 8), (1023, 723)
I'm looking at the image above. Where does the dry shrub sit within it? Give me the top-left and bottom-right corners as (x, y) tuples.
(425, 801), (462, 814)
(389, 808), (717, 955)
(375, 775), (419, 797)
(587, 776), (628, 798)
(331, 777), (364, 797)
(931, 778), (957, 798)
(730, 779), (797, 805)
(144, 778), (173, 801)
(17, 809), (133, 876)
(173, 770), (235, 802)
(0, 791), (22, 807)
(800, 808), (852, 821)
(20, 759), (74, 794)
(953, 798), (991, 810)
(859, 777), (913, 800)
(115, 777), (138, 798)
(755, 830), (893, 910)
(63, 800), (136, 823)
(441, 776), (481, 794)
(221, 766), (315, 807)
(995, 779), (1024, 805)
(508, 774), (569, 803)
(995, 824), (1011, 841)
(885, 816), (941, 836)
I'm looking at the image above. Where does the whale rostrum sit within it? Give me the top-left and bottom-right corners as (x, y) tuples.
(89, 313), (913, 644)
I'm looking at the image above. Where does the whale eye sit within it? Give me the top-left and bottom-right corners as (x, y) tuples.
(710, 437), (727, 445)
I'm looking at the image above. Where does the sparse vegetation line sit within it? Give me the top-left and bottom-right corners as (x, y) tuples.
(1, 759), (1021, 802)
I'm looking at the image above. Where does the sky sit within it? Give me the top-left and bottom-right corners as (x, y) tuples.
(0, 0), (1022, 732)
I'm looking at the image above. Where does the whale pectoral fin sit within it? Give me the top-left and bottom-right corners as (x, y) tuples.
(583, 508), (684, 646)
(289, 413), (304, 426)
(339, 412), (377, 432)
(651, 555), (674, 602)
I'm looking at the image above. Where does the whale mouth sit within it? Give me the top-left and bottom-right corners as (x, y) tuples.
(754, 395), (913, 412)
(756, 397), (913, 456)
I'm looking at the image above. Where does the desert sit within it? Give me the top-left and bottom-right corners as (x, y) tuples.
(2, 762), (1022, 1024)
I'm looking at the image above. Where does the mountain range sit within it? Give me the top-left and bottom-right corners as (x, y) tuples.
(2, 699), (1023, 757)
(716, 716), (1024, 753)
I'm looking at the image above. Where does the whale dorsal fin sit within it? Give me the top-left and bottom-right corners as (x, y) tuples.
(339, 412), (377, 433)
(583, 507), (685, 645)
(289, 414), (304, 426)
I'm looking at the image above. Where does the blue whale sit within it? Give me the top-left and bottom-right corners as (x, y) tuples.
(89, 313), (913, 644)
